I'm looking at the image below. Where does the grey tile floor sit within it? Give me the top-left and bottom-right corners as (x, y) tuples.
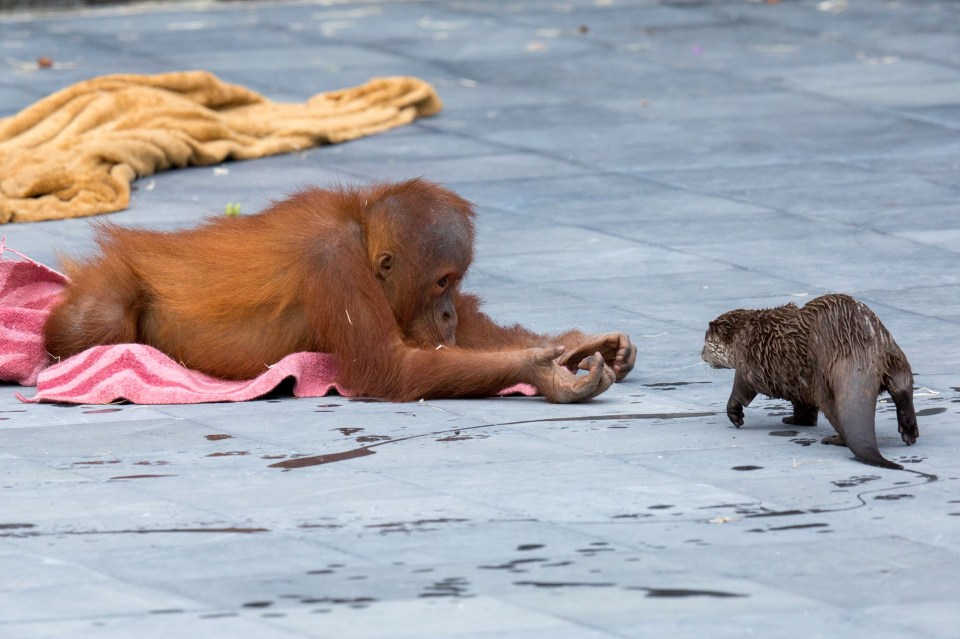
(1, 0), (959, 637)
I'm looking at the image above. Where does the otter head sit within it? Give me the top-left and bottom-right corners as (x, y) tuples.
(701, 309), (752, 369)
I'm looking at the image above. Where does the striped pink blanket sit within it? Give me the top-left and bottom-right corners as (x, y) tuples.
(0, 246), (534, 404)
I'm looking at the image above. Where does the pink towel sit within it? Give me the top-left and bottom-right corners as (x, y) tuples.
(0, 244), (67, 387)
(0, 245), (535, 404)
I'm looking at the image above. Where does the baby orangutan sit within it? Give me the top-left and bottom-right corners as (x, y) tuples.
(44, 179), (636, 403)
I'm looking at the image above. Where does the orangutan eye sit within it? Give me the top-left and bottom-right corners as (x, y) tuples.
(436, 276), (449, 289)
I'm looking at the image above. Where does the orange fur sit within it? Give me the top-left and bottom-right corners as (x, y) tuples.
(44, 179), (628, 402)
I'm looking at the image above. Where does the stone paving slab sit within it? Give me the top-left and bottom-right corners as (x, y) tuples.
(1, 0), (959, 637)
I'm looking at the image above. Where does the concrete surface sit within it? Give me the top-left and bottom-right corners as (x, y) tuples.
(1, 0), (959, 637)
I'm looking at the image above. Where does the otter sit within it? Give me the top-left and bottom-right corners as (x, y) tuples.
(701, 293), (918, 470)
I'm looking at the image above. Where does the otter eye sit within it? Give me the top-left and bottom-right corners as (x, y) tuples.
(436, 276), (449, 290)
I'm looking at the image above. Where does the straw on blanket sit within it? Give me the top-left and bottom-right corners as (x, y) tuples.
(0, 245), (535, 404)
(0, 71), (442, 223)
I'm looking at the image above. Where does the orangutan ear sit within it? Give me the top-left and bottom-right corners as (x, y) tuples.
(376, 252), (393, 280)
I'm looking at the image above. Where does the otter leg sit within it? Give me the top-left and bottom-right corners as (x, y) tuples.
(783, 402), (818, 426)
(885, 373), (918, 446)
(726, 370), (757, 428)
(819, 396), (845, 445)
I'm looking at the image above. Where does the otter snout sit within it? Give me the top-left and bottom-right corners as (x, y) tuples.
(701, 338), (732, 369)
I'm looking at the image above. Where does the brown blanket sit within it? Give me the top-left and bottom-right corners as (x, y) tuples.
(0, 71), (442, 223)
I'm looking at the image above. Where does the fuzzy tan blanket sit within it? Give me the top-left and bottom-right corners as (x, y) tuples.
(0, 71), (442, 223)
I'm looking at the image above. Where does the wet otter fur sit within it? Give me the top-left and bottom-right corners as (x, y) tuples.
(701, 293), (918, 470)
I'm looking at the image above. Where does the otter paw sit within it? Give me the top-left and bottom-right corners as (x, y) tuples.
(897, 409), (919, 446)
(726, 403), (745, 428)
(821, 434), (846, 447)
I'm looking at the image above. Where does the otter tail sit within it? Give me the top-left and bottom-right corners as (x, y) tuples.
(832, 360), (903, 470)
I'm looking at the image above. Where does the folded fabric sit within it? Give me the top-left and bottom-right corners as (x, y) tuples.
(0, 246), (535, 404)
(0, 71), (442, 223)
(0, 245), (68, 386)
(18, 344), (348, 405)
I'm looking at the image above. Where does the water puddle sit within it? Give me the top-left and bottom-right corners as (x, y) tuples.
(628, 587), (747, 598)
(832, 475), (880, 488)
(514, 580), (615, 588)
(742, 509), (806, 518)
(365, 518), (468, 534)
(419, 577), (472, 598)
(747, 522), (829, 533)
(269, 447), (376, 470)
(479, 558), (547, 571)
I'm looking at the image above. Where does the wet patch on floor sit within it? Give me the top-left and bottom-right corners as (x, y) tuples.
(480, 558), (547, 572)
(299, 522), (344, 530)
(419, 577), (473, 598)
(437, 431), (489, 441)
(741, 509), (806, 519)
(364, 518), (469, 534)
(576, 543), (615, 556)
(643, 381), (711, 391)
(832, 475), (881, 488)
(515, 580), (615, 588)
(873, 493), (915, 501)
(628, 587), (747, 598)
(269, 447), (376, 469)
(298, 596), (376, 609)
(747, 522), (829, 533)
